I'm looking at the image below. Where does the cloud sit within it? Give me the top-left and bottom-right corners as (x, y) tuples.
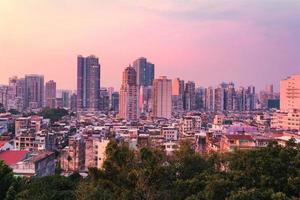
(120, 0), (241, 21)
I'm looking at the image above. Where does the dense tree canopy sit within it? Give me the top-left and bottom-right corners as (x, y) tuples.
(0, 140), (300, 200)
(38, 108), (69, 123)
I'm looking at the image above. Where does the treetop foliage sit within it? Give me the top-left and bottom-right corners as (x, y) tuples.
(1, 140), (300, 200)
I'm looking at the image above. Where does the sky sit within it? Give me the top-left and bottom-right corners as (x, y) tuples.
(0, 0), (299, 91)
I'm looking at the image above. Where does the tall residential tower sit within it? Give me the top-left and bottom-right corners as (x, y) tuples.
(152, 76), (172, 119)
(45, 80), (56, 108)
(133, 57), (155, 87)
(119, 66), (139, 121)
(25, 74), (44, 110)
(77, 55), (101, 112)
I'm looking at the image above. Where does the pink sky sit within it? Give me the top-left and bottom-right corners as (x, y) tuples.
(0, 0), (299, 90)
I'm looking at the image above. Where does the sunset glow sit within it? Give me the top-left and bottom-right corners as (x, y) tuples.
(0, 0), (299, 90)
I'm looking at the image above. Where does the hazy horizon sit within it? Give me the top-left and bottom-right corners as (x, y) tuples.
(1, 0), (299, 91)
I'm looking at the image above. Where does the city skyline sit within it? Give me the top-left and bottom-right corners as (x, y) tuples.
(0, 60), (296, 92)
(1, 0), (299, 90)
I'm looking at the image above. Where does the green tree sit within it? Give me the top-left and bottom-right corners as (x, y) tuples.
(39, 108), (68, 123)
(17, 175), (76, 200)
(4, 185), (16, 200)
(0, 161), (14, 200)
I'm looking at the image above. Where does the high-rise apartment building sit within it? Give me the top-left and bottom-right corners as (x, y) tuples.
(152, 76), (172, 119)
(184, 81), (196, 111)
(214, 87), (224, 112)
(99, 88), (110, 112)
(107, 87), (114, 110)
(195, 87), (205, 110)
(280, 75), (300, 111)
(259, 84), (276, 109)
(16, 78), (26, 111)
(6, 76), (25, 112)
(234, 87), (245, 111)
(133, 57), (155, 86)
(119, 66), (139, 121)
(61, 91), (70, 108)
(205, 87), (215, 111)
(172, 78), (185, 113)
(245, 86), (256, 111)
(70, 93), (77, 112)
(7, 77), (18, 111)
(45, 80), (56, 108)
(0, 85), (8, 110)
(77, 55), (101, 112)
(139, 86), (152, 114)
(223, 82), (235, 111)
(25, 74), (44, 110)
(111, 92), (119, 112)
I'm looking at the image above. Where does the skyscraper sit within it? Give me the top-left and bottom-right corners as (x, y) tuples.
(111, 92), (119, 112)
(7, 76), (25, 112)
(99, 88), (110, 112)
(214, 87), (224, 112)
(7, 77), (18, 111)
(259, 84), (274, 109)
(245, 86), (256, 111)
(235, 87), (246, 111)
(107, 87), (114, 110)
(195, 87), (205, 110)
(152, 76), (172, 119)
(139, 86), (152, 114)
(205, 87), (215, 111)
(119, 66), (139, 121)
(184, 81), (196, 111)
(25, 74), (44, 110)
(16, 78), (26, 111)
(172, 78), (185, 113)
(280, 74), (300, 111)
(77, 55), (101, 112)
(223, 82), (235, 111)
(0, 85), (8, 110)
(61, 90), (70, 108)
(70, 93), (77, 112)
(133, 57), (155, 86)
(45, 80), (56, 108)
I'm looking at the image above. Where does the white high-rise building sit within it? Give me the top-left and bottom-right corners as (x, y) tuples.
(152, 76), (172, 119)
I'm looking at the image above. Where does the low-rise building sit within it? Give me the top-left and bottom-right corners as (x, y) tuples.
(60, 134), (85, 172)
(0, 150), (55, 177)
(161, 126), (178, 141)
(164, 141), (179, 155)
(14, 133), (35, 150)
(271, 109), (300, 131)
(220, 134), (256, 153)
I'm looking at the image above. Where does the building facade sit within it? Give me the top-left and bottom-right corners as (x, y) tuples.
(152, 76), (172, 119)
(280, 75), (300, 111)
(77, 55), (101, 112)
(133, 57), (155, 87)
(45, 80), (56, 108)
(25, 75), (44, 110)
(119, 66), (139, 121)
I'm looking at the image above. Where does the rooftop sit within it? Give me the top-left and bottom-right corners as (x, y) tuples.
(0, 150), (29, 166)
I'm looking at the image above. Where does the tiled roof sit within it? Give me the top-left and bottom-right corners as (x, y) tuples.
(0, 150), (29, 166)
(225, 134), (254, 141)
